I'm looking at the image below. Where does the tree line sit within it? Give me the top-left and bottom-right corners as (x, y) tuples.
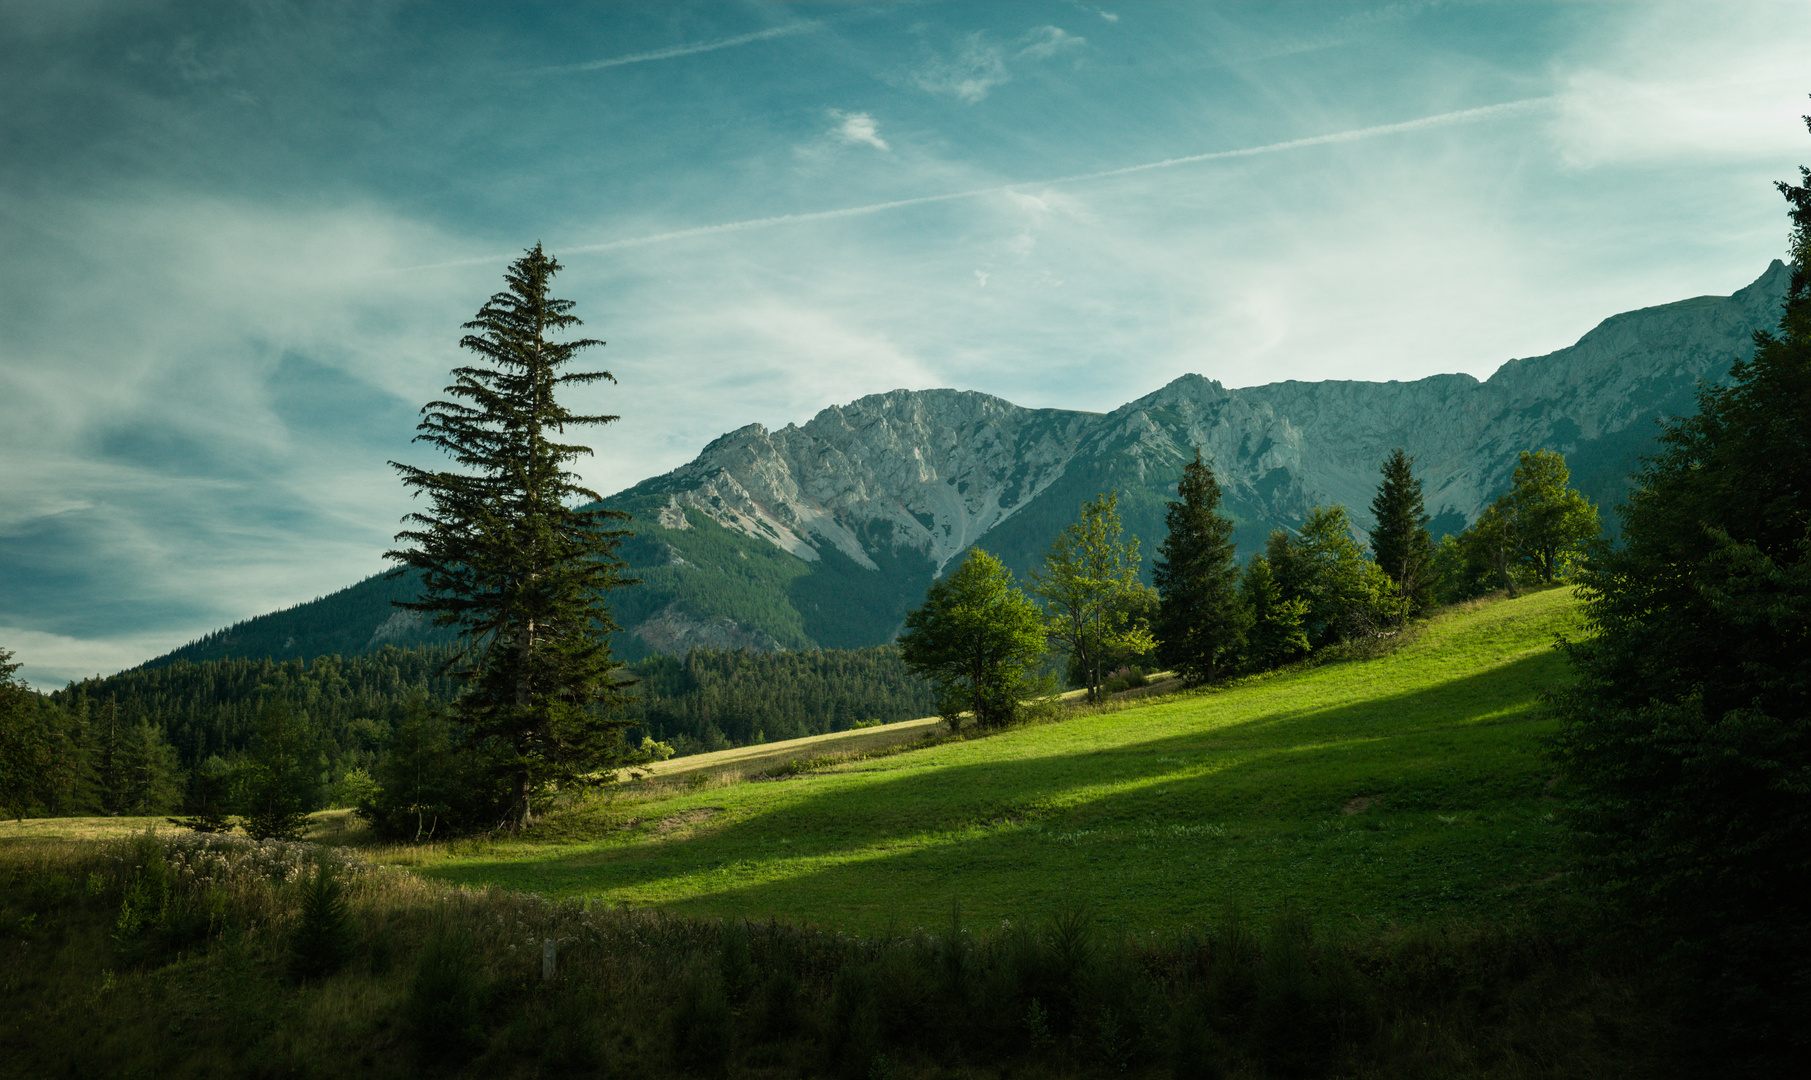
(0, 640), (939, 825)
(898, 445), (1602, 725)
(626, 646), (937, 755)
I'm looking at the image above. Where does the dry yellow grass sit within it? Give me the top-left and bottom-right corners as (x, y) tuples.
(0, 809), (372, 845)
(635, 673), (1176, 782)
(638, 714), (945, 780)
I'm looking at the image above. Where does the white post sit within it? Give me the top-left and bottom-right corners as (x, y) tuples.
(542, 938), (556, 980)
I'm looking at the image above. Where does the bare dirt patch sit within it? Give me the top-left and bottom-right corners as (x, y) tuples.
(1341, 795), (1378, 815)
(645, 807), (721, 836)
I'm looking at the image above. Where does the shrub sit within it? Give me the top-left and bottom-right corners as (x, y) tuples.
(824, 962), (884, 1080)
(287, 863), (352, 983)
(406, 923), (488, 1067)
(670, 961), (733, 1078)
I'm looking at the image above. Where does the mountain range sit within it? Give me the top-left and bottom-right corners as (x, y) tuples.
(151, 260), (1792, 668)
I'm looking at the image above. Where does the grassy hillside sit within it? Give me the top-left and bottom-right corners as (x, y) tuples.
(11, 589), (1726, 1079)
(399, 587), (1585, 933)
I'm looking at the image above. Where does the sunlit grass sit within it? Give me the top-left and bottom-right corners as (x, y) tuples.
(401, 587), (1586, 933)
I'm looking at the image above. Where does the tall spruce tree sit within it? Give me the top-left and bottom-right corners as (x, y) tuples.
(0, 648), (43, 820)
(389, 244), (636, 832)
(239, 700), (317, 841)
(1152, 450), (1245, 684)
(1367, 448), (1436, 619)
(1548, 120), (1811, 1057)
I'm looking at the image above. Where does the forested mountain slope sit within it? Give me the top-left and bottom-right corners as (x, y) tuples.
(142, 261), (1790, 667)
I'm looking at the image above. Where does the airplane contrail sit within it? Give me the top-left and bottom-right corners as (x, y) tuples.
(533, 21), (822, 74)
(397, 96), (1555, 271)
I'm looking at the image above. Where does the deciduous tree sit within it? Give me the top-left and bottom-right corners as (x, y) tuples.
(389, 244), (637, 831)
(897, 549), (1046, 729)
(1267, 507), (1396, 648)
(1032, 492), (1155, 702)
(1499, 449), (1598, 584)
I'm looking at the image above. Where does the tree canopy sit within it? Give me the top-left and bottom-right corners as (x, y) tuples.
(898, 549), (1047, 728)
(1498, 449), (1599, 584)
(1032, 492), (1154, 702)
(1266, 506), (1396, 649)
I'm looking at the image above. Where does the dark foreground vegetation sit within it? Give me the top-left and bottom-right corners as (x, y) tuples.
(2, 830), (1689, 1080)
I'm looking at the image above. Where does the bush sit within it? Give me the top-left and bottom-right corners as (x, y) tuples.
(406, 923), (489, 1067)
(670, 961), (733, 1078)
(1101, 666), (1149, 695)
(287, 864), (351, 983)
(823, 962), (884, 1080)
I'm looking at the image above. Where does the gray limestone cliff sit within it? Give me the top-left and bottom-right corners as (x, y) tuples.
(621, 260), (1791, 580)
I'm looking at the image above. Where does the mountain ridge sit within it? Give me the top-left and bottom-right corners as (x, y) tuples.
(141, 260), (1791, 671)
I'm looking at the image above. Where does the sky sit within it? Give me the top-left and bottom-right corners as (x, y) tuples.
(2, 0), (1808, 688)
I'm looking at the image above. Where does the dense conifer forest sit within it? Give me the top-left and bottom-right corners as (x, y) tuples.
(0, 642), (935, 820)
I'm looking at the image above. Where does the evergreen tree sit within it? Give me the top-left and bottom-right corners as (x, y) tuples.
(1032, 492), (1155, 703)
(170, 756), (236, 833)
(1367, 448), (1436, 619)
(1548, 126), (1811, 1055)
(1153, 451), (1246, 685)
(1239, 556), (1310, 671)
(388, 245), (637, 831)
(239, 700), (317, 841)
(360, 698), (503, 840)
(87, 697), (130, 814)
(0, 648), (45, 820)
(897, 549), (1047, 729)
(118, 721), (183, 815)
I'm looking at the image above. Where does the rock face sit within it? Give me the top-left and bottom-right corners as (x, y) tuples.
(631, 602), (786, 655)
(624, 260), (1791, 576)
(626, 389), (1096, 574)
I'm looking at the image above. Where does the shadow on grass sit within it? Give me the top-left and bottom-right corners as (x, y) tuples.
(423, 648), (1574, 928)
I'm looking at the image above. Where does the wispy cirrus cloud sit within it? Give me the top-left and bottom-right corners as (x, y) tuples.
(1068, 2), (1119, 25)
(497, 96), (1556, 262)
(912, 24), (1087, 103)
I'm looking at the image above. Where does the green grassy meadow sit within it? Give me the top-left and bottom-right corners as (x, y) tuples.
(407, 587), (1586, 933)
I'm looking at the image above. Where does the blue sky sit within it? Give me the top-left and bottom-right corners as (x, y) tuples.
(2, 0), (1808, 687)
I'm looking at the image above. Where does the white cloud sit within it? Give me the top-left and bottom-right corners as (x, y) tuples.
(914, 31), (1010, 103)
(1549, 4), (1811, 169)
(536, 21), (822, 74)
(829, 109), (889, 150)
(912, 25), (1087, 103)
(1067, 0), (1118, 23)
(1016, 25), (1086, 61)
(1, 624), (207, 690)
